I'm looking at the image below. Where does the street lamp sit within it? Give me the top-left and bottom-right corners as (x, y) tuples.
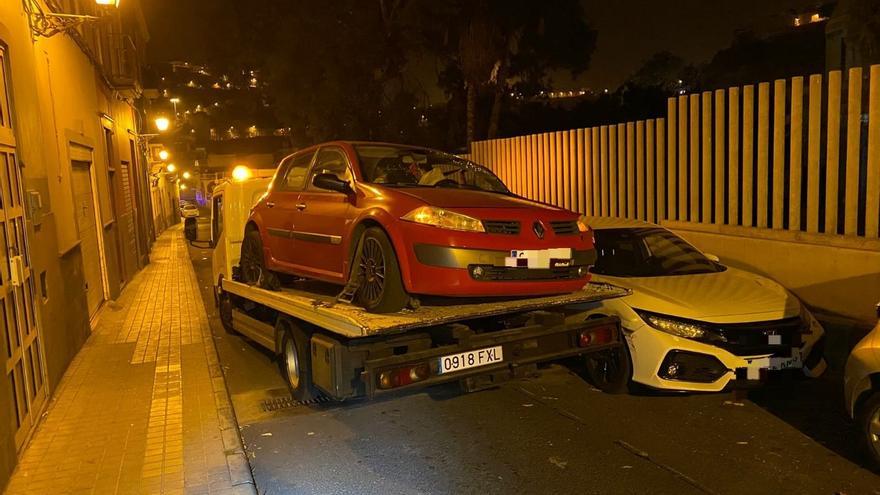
(182, 171), (191, 180)
(24, 0), (121, 38)
(166, 163), (177, 173)
(158, 149), (170, 161)
(179, 184), (187, 191)
(232, 165), (252, 182)
(154, 117), (171, 132)
(169, 97), (180, 116)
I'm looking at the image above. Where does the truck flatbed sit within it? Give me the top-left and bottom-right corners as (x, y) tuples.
(222, 279), (629, 338)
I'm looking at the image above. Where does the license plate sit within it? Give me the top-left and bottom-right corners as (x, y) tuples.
(506, 248), (572, 269)
(438, 346), (504, 375)
(744, 349), (802, 380)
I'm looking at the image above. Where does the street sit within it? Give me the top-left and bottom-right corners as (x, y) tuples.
(187, 220), (880, 495)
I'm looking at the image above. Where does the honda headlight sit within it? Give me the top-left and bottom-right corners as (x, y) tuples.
(636, 310), (726, 343)
(401, 206), (485, 233)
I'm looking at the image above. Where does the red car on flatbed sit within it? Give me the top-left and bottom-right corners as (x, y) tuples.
(241, 141), (597, 313)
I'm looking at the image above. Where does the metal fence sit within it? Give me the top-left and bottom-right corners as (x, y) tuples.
(469, 65), (880, 239)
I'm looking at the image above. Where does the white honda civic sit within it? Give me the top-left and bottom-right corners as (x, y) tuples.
(573, 217), (827, 393)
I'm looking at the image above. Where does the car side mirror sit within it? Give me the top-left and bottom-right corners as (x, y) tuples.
(313, 173), (351, 193)
(184, 217), (214, 249)
(704, 252), (720, 263)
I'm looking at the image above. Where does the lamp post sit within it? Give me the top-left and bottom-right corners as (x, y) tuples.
(23, 0), (121, 38)
(154, 117), (170, 132)
(169, 97), (180, 116)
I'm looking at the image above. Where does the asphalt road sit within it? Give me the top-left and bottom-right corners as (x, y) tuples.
(186, 218), (880, 495)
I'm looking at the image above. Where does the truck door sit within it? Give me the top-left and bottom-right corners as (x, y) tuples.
(261, 150), (314, 266)
(293, 146), (352, 282)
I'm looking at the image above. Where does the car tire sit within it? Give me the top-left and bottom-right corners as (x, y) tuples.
(218, 290), (236, 335)
(240, 229), (281, 290)
(857, 391), (880, 471)
(584, 343), (632, 394)
(277, 318), (317, 403)
(354, 227), (409, 314)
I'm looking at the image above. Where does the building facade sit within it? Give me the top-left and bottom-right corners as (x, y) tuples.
(0, 0), (155, 487)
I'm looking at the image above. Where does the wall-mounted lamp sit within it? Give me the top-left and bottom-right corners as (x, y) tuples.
(23, 0), (120, 38)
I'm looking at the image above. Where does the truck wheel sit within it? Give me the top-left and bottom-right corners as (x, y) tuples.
(585, 344), (632, 394)
(277, 318), (317, 402)
(857, 392), (880, 471)
(240, 229), (280, 290)
(218, 290), (237, 335)
(355, 227), (408, 313)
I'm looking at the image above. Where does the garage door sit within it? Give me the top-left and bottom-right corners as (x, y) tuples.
(71, 161), (104, 319)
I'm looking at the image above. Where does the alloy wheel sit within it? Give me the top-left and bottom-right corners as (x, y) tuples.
(359, 237), (386, 306)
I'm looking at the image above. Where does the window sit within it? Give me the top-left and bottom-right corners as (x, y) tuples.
(591, 228), (725, 278)
(212, 194), (223, 244)
(278, 151), (314, 191)
(308, 148), (351, 190)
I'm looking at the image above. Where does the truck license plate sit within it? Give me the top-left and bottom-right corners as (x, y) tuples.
(438, 346), (503, 375)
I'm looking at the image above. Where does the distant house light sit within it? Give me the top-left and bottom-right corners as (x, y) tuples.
(794, 16), (801, 26)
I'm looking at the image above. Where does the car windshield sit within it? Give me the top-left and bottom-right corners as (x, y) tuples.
(355, 144), (510, 194)
(591, 227), (725, 277)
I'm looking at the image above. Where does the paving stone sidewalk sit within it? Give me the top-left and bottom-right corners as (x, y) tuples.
(5, 227), (255, 495)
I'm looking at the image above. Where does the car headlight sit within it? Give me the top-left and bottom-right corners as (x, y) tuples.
(401, 206), (485, 233)
(576, 219), (589, 233)
(635, 310), (727, 343)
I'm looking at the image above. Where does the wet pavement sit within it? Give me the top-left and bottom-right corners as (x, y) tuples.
(187, 221), (880, 495)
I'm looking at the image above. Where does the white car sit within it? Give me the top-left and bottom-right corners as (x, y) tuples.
(573, 217), (827, 393)
(844, 303), (880, 470)
(180, 203), (199, 218)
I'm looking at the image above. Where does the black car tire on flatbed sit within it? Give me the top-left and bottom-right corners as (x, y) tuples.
(355, 227), (409, 314)
(240, 229), (281, 290)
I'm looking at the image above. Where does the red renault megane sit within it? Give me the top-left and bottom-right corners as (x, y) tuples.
(241, 141), (597, 313)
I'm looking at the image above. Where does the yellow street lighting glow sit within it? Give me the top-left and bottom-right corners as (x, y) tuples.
(154, 117), (171, 132)
(158, 149), (170, 161)
(166, 163), (177, 173)
(95, 0), (120, 6)
(179, 184), (187, 190)
(232, 165), (252, 182)
(182, 171), (191, 179)
(169, 97), (181, 104)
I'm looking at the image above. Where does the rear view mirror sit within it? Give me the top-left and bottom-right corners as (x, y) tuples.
(313, 173), (351, 193)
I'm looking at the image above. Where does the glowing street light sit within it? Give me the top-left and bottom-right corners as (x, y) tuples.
(169, 97), (180, 115)
(158, 149), (170, 161)
(179, 184), (187, 191)
(166, 163), (177, 173)
(154, 117), (170, 132)
(182, 171), (191, 180)
(95, 0), (120, 6)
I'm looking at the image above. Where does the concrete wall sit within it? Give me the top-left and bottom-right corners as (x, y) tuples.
(665, 221), (880, 327)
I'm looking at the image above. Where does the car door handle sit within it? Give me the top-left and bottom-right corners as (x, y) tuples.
(296, 203), (307, 211)
(266, 202), (275, 208)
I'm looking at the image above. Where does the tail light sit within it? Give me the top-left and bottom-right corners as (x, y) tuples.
(377, 363), (431, 390)
(578, 324), (616, 347)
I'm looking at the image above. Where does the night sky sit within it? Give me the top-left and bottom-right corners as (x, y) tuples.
(144, 0), (823, 94)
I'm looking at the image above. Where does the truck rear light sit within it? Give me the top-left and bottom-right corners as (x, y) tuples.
(377, 363), (431, 390)
(578, 325), (615, 347)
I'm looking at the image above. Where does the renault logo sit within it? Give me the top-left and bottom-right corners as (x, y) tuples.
(532, 221), (545, 239)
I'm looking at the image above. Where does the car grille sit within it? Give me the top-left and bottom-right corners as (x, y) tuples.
(712, 317), (805, 356)
(483, 220), (521, 235)
(550, 220), (579, 235)
(469, 265), (582, 281)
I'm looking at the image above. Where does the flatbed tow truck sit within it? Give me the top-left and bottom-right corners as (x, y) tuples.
(188, 173), (630, 402)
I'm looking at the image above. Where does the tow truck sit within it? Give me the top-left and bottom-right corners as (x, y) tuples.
(187, 172), (630, 402)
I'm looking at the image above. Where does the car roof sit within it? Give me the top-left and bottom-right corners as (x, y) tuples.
(584, 216), (661, 231)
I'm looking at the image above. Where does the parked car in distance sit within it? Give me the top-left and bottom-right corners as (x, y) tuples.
(845, 302), (880, 470)
(241, 141), (596, 313)
(568, 217), (827, 393)
(180, 203), (199, 218)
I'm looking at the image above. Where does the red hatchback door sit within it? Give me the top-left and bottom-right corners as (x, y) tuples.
(261, 150), (314, 267)
(292, 146), (355, 282)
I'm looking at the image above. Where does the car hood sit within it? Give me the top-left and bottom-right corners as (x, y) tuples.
(394, 188), (562, 210)
(593, 267), (801, 323)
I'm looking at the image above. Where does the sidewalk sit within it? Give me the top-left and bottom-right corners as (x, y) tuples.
(5, 227), (255, 495)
